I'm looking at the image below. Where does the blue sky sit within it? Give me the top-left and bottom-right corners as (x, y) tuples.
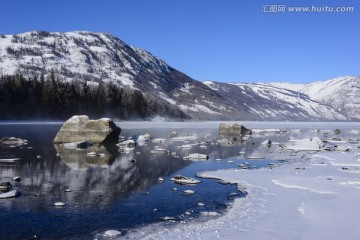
(1, 0), (359, 83)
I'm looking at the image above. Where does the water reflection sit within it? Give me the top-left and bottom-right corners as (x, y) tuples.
(0, 123), (292, 240)
(0, 126), (191, 212)
(54, 143), (114, 169)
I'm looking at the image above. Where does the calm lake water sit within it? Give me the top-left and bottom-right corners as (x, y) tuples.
(0, 121), (321, 240)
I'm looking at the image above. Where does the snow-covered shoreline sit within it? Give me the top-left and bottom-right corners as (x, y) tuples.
(117, 148), (360, 240)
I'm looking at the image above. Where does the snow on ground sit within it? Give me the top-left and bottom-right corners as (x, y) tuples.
(112, 124), (360, 240)
(131, 150), (360, 240)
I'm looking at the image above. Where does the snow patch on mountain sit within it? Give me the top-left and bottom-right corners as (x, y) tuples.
(268, 76), (360, 120)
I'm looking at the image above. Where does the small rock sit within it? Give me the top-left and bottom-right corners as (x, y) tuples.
(12, 176), (21, 182)
(0, 182), (12, 191)
(182, 190), (195, 195)
(160, 216), (175, 221)
(54, 202), (66, 207)
(0, 190), (20, 199)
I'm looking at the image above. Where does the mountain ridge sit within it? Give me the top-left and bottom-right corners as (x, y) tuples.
(0, 30), (358, 121)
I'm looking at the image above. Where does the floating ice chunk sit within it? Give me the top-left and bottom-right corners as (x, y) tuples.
(103, 230), (121, 237)
(183, 153), (209, 161)
(182, 190), (195, 195)
(152, 138), (166, 143)
(151, 147), (169, 155)
(285, 137), (324, 151)
(54, 202), (66, 207)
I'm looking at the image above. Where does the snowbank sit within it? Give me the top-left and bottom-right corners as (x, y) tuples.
(123, 150), (360, 240)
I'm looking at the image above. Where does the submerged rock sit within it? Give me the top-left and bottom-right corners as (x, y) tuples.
(53, 115), (121, 144)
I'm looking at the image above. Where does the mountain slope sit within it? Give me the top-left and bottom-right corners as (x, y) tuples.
(299, 76), (360, 120)
(203, 81), (346, 121)
(268, 76), (360, 120)
(0, 31), (237, 119)
(0, 31), (357, 120)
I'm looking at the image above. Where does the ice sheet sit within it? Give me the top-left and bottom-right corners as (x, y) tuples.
(115, 144), (360, 240)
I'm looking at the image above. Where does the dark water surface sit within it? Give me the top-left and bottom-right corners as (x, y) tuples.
(0, 122), (279, 240)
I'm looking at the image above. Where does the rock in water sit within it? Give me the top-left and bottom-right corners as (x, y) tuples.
(219, 123), (252, 137)
(0, 182), (12, 191)
(53, 115), (121, 144)
(0, 190), (20, 199)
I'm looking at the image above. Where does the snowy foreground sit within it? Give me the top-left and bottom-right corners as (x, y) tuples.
(126, 151), (360, 240)
(98, 122), (360, 240)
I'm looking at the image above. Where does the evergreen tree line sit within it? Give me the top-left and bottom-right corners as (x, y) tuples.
(0, 73), (188, 120)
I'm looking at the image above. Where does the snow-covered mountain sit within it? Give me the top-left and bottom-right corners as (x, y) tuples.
(0, 31), (357, 120)
(268, 76), (360, 120)
(297, 76), (360, 120)
(203, 81), (346, 121)
(0, 31), (236, 119)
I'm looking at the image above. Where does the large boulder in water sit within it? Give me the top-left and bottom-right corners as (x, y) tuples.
(53, 115), (121, 144)
(219, 123), (252, 137)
